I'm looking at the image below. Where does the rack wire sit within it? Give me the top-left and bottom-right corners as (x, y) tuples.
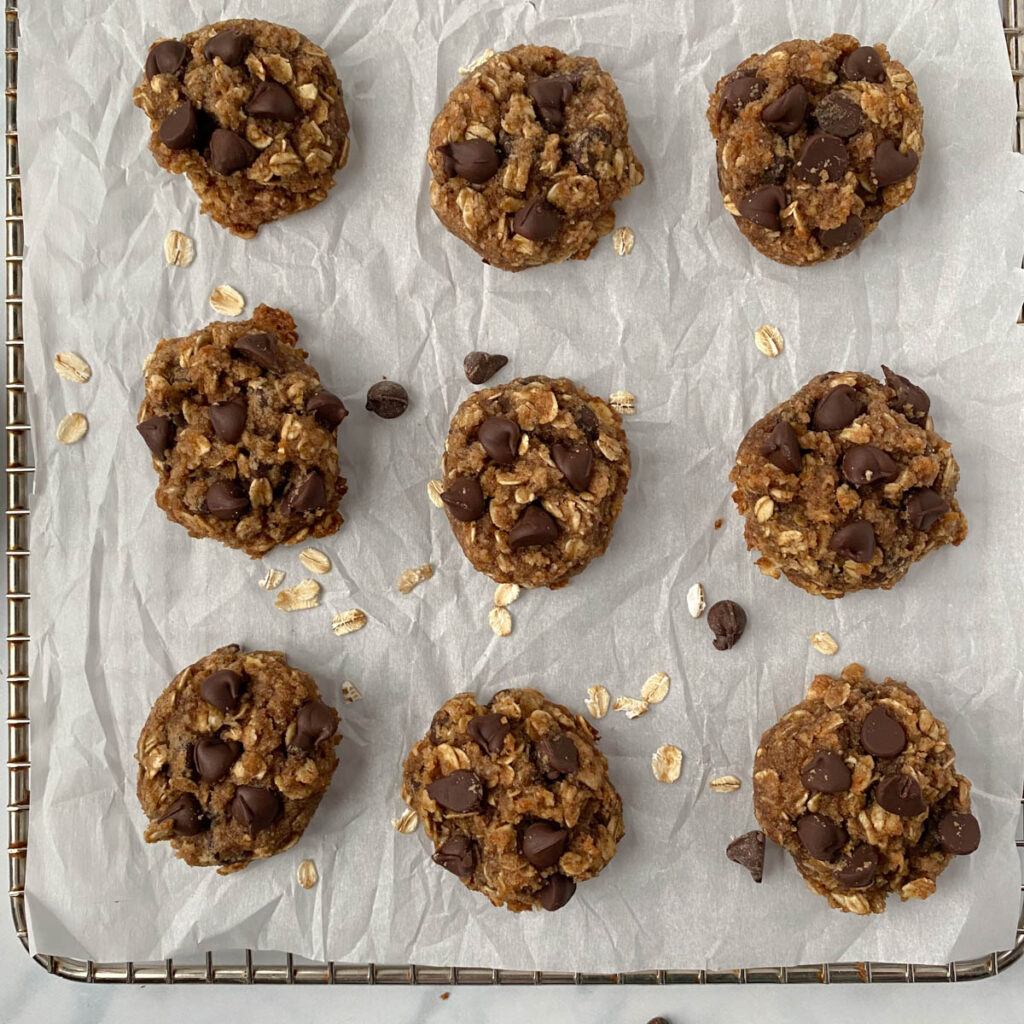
(6, 0), (1024, 985)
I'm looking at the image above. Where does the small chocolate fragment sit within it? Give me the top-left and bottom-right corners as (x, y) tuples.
(842, 445), (899, 486)
(146, 39), (188, 80)
(812, 385), (864, 431)
(426, 770), (484, 813)
(463, 351), (508, 385)
(937, 811), (981, 855)
(230, 785), (282, 833)
(285, 471), (327, 515)
(906, 489), (949, 532)
(829, 520), (876, 563)
(860, 707), (906, 758)
(233, 333), (282, 372)
(881, 365), (930, 424)
(707, 600), (746, 651)
(737, 185), (787, 231)
(552, 443), (593, 491)
(209, 396), (247, 444)
(833, 842), (878, 887)
(575, 404), (599, 440)
(522, 822), (569, 869)
(875, 774), (926, 817)
(719, 72), (763, 113)
(760, 420), (802, 474)
(508, 505), (558, 550)
(432, 834), (475, 876)
(307, 390), (348, 430)
(467, 713), (510, 755)
(246, 81), (300, 121)
(800, 750), (852, 794)
(440, 477), (485, 522)
(477, 416), (521, 465)
(567, 125), (611, 175)
(159, 102), (199, 150)
(819, 215), (864, 249)
(200, 669), (247, 713)
(292, 699), (336, 753)
(842, 46), (886, 83)
(365, 380), (409, 419)
(796, 812), (846, 861)
(438, 139), (500, 184)
(537, 873), (576, 911)
(535, 733), (579, 778)
(872, 141), (919, 188)
(208, 128), (257, 175)
(203, 29), (249, 66)
(793, 133), (849, 184)
(137, 415), (175, 457)
(205, 480), (249, 520)
(726, 829), (765, 883)
(761, 84), (809, 135)
(814, 93), (863, 138)
(159, 794), (207, 836)
(527, 76), (574, 129)
(513, 196), (561, 241)
(193, 738), (242, 783)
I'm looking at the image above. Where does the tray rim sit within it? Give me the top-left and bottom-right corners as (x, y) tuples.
(6, 0), (1024, 985)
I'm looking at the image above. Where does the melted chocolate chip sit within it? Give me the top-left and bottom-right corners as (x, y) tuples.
(937, 811), (981, 855)
(812, 385), (864, 431)
(285, 471), (327, 515)
(538, 873), (576, 911)
(860, 707), (906, 759)
(828, 520), (876, 563)
(814, 93), (863, 138)
(203, 29), (249, 66)
(527, 76), (574, 129)
(246, 81), (300, 121)
(707, 600), (746, 651)
(552, 443), (593, 491)
(522, 822), (570, 869)
(876, 774), (926, 817)
(833, 842), (878, 887)
(365, 381), (408, 419)
(737, 185), (787, 231)
(819, 215), (864, 249)
(208, 129), (257, 175)
(205, 480), (249, 520)
(575, 405), (599, 440)
(193, 738), (242, 783)
(159, 794), (207, 836)
(230, 785), (281, 833)
(477, 416), (520, 465)
(467, 713), (510, 755)
(512, 196), (561, 241)
(292, 699), (336, 753)
(209, 396), (247, 444)
(159, 102), (199, 150)
(146, 39), (188, 80)
(535, 733), (578, 778)
(137, 415), (175, 457)
(440, 477), (485, 522)
(800, 750), (852, 794)
(233, 333), (282, 372)
(432, 834), (475, 876)
(761, 84), (809, 135)
(426, 770), (484, 813)
(794, 134), (850, 185)
(881, 365), (930, 424)
(726, 830), (765, 883)
(508, 505), (558, 550)
(719, 72), (763, 114)
(200, 669), (247, 713)
(872, 141), (919, 188)
(761, 420), (802, 474)
(906, 489), (949, 531)
(842, 445), (899, 486)
(438, 139), (500, 184)
(842, 46), (886, 83)
(796, 813), (846, 861)
(463, 351), (508, 385)
(307, 390), (348, 430)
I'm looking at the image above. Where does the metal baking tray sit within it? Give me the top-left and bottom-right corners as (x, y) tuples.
(7, 0), (1024, 985)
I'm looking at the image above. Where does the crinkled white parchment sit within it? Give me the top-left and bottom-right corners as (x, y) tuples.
(16, 0), (1024, 971)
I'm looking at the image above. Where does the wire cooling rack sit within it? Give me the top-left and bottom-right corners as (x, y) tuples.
(6, 0), (1024, 985)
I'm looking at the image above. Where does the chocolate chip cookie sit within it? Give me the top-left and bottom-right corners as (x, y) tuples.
(439, 376), (630, 589)
(427, 45), (644, 271)
(402, 688), (624, 912)
(707, 35), (923, 265)
(138, 304), (347, 558)
(137, 644), (341, 874)
(134, 19), (350, 237)
(753, 663), (979, 915)
(730, 368), (967, 598)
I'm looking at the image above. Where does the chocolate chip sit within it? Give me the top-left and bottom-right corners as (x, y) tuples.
(828, 520), (876, 563)
(537, 873), (576, 911)
(872, 140), (919, 188)
(814, 93), (863, 138)
(426, 770), (484, 813)
(535, 733), (579, 778)
(467, 713), (510, 755)
(137, 415), (175, 457)
(761, 84), (809, 135)
(246, 81), (300, 121)
(937, 811), (981, 855)
(842, 46), (886, 84)
(508, 505), (558, 551)
(906, 489), (949, 532)
(796, 813), (846, 861)
(203, 29), (249, 66)
(737, 185), (787, 231)
(819, 215), (864, 249)
(832, 842), (878, 887)
(307, 390), (348, 430)
(230, 785), (281, 834)
(463, 351), (508, 385)
(159, 102), (199, 150)
(881, 365), (930, 424)
(760, 420), (802, 474)
(365, 380), (408, 419)
(513, 196), (561, 241)
(233, 332), (282, 372)
(285, 471), (327, 515)
(842, 445), (899, 486)
(552, 443), (593, 491)
(432, 834), (475, 876)
(477, 416), (520, 465)
(193, 738), (242, 783)
(794, 133), (850, 184)
(522, 822), (569, 869)
(726, 829), (765, 883)
(292, 699), (336, 753)
(440, 477), (485, 522)
(205, 480), (249, 520)
(209, 396), (247, 444)
(208, 128), (257, 175)
(146, 39), (188, 79)
(438, 139), (500, 184)
(567, 125), (611, 175)
(800, 750), (852, 794)
(876, 774), (926, 817)
(860, 707), (906, 758)
(812, 384), (864, 431)
(159, 794), (207, 836)
(575, 405), (599, 440)
(707, 600), (746, 651)
(719, 72), (763, 114)
(527, 76), (573, 129)
(200, 669), (247, 713)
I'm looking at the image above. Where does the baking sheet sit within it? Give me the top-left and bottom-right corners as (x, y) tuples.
(17, 0), (1024, 971)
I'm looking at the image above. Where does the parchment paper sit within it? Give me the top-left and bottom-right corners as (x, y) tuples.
(17, 0), (1024, 971)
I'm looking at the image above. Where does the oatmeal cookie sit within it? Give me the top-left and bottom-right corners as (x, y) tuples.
(427, 44), (644, 271)
(134, 19), (350, 237)
(730, 368), (966, 598)
(137, 304), (348, 559)
(439, 376), (630, 588)
(707, 35), (923, 265)
(137, 644), (341, 873)
(402, 688), (624, 912)
(753, 664), (979, 914)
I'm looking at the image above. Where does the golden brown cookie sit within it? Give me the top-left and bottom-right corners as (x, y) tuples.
(707, 35), (923, 265)
(753, 664), (980, 914)
(402, 688), (624, 911)
(137, 645), (341, 874)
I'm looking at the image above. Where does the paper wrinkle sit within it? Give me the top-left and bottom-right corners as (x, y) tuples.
(15, 0), (1024, 972)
